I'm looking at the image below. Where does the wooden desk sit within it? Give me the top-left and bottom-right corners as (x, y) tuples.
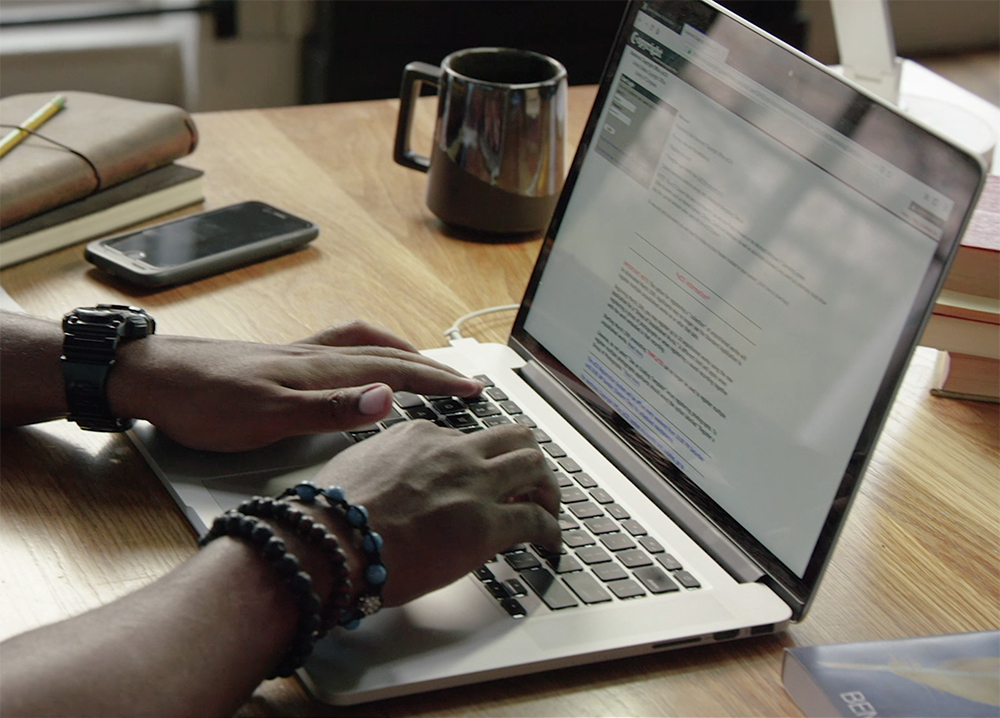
(2, 86), (997, 717)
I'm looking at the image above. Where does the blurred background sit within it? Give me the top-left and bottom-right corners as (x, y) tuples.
(0, 0), (997, 111)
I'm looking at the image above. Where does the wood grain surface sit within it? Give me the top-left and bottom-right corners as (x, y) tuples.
(1, 86), (997, 717)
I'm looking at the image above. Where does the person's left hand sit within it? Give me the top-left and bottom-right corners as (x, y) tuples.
(107, 320), (482, 451)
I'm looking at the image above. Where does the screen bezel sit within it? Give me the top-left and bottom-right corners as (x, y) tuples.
(509, 0), (985, 618)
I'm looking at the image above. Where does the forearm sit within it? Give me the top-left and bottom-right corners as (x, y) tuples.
(0, 311), (68, 426)
(0, 505), (364, 717)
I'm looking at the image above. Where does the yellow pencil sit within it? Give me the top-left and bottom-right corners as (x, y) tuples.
(0, 94), (66, 158)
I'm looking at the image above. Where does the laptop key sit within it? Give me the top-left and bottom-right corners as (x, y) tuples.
(574, 472), (597, 488)
(560, 486), (588, 503)
(569, 502), (603, 519)
(381, 417), (408, 428)
(620, 519), (647, 536)
(503, 578), (528, 598)
(499, 400), (522, 415)
(558, 516), (579, 531)
(600, 533), (636, 552)
(393, 391), (425, 409)
(638, 536), (665, 553)
(563, 572), (612, 604)
(549, 554), (584, 574)
(558, 457), (582, 473)
(555, 473), (574, 488)
(544, 444), (567, 458)
(469, 403), (501, 418)
(575, 545), (612, 565)
(485, 387), (509, 401)
(484, 580), (510, 599)
(562, 529), (595, 548)
(432, 398), (466, 414)
(406, 406), (437, 420)
(674, 570), (701, 589)
(501, 598), (527, 617)
(473, 374), (494, 387)
(633, 566), (680, 594)
(657, 554), (683, 571)
(531, 428), (551, 443)
(605, 504), (630, 520)
(473, 566), (495, 581)
(444, 413), (478, 429)
(513, 414), (537, 428)
(583, 517), (618, 534)
(483, 416), (512, 427)
(592, 563), (629, 582)
(617, 549), (653, 568)
(505, 552), (541, 571)
(520, 567), (578, 609)
(349, 429), (381, 441)
(608, 579), (646, 599)
(590, 488), (614, 504)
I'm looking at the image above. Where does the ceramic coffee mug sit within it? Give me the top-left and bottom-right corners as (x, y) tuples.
(394, 47), (568, 235)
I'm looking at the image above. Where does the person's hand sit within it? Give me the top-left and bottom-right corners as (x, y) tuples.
(108, 320), (482, 452)
(314, 420), (561, 606)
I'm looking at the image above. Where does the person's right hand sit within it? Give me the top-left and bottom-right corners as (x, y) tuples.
(313, 420), (561, 607)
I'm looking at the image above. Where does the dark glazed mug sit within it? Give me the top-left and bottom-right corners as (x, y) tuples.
(394, 47), (568, 235)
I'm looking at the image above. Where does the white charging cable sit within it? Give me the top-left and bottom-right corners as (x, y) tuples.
(444, 304), (520, 343)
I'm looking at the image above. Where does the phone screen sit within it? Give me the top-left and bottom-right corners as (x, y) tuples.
(105, 203), (312, 268)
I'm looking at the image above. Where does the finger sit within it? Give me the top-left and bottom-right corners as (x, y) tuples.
(296, 320), (420, 353)
(268, 383), (396, 435)
(463, 423), (538, 459)
(494, 501), (562, 554)
(326, 355), (483, 398)
(506, 476), (561, 518)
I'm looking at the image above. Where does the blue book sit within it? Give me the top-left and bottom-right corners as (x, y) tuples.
(782, 631), (1000, 717)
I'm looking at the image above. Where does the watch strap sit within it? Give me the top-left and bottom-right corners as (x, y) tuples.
(61, 304), (155, 432)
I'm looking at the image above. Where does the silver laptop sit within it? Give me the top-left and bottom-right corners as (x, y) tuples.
(130, 0), (985, 705)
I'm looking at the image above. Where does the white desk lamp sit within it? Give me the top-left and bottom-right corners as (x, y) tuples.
(830, 0), (997, 167)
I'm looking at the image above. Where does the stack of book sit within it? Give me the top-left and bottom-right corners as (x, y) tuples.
(920, 174), (999, 403)
(0, 91), (204, 268)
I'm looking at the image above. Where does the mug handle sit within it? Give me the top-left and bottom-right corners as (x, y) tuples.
(394, 61), (442, 172)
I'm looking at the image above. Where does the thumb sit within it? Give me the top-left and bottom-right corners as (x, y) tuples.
(281, 383), (395, 434)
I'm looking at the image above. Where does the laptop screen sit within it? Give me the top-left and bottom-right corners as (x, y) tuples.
(513, 0), (982, 601)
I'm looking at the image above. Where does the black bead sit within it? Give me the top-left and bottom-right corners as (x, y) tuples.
(262, 537), (287, 559)
(250, 523), (274, 546)
(274, 554), (300, 576)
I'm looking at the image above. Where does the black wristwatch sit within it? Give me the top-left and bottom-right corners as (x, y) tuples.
(61, 304), (156, 432)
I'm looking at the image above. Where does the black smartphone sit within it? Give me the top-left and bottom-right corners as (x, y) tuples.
(85, 201), (319, 288)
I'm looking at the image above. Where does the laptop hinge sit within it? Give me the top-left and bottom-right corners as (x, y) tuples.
(518, 359), (766, 585)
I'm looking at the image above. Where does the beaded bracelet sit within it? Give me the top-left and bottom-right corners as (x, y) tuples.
(236, 496), (353, 633)
(199, 512), (323, 678)
(277, 482), (387, 629)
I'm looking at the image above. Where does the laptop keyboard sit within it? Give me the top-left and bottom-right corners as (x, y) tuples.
(347, 374), (701, 618)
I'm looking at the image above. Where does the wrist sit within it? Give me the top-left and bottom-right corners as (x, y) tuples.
(104, 333), (158, 424)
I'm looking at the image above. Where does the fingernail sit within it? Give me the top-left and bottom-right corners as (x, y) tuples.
(359, 384), (392, 416)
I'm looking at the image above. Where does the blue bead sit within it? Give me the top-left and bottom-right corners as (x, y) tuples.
(362, 531), (383, 554)
(366, 563), (388, 586)
(346, 504), (369, 528)
(294, 482), (318, 501)
(323, 486), (345, 503)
